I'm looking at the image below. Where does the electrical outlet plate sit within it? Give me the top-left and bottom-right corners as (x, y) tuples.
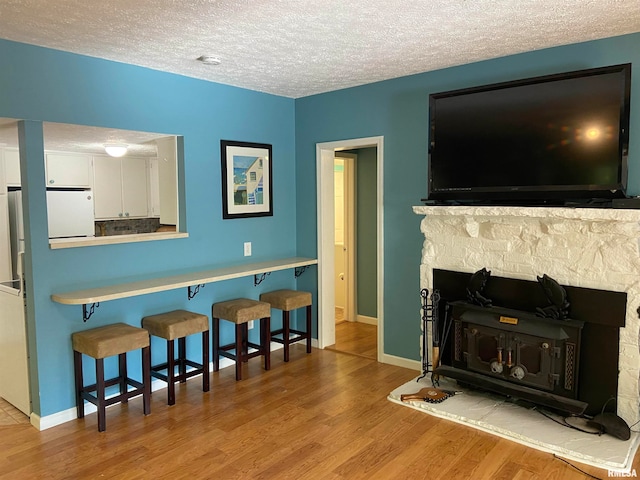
(244, 242), (252, 256)
(248, 320), (254, 330)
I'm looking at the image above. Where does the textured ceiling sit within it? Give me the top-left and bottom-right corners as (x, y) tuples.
(0, 0), (639, 98)
(0, 119), (170, 155)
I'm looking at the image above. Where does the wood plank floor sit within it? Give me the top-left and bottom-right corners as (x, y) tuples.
(0, 347), (633, 479)
(326, 321), (377, 359)
(0, 398), (29, 426)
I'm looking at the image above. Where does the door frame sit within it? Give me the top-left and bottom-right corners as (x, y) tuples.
(316, 136), (384, 362)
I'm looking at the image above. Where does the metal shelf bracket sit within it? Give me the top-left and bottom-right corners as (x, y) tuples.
(254, 272), (271, 286)
(188, 284), (205, 300)
(294, 265), (310, 278)
(82, 302), (100, 322)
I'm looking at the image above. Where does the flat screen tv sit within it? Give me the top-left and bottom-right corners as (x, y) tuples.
(427, 63), (631, 205)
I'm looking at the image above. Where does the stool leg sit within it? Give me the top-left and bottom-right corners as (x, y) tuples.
(178, 337), (187, 383)
(73, 350), (85, 419)
(213, 317), (220, 372)
(306, 305), (312, 354)
(242, 323), (249, 363)
(283, 310), (291, 362)
(167, 339), (175, 406)
(235, 323), (243, 380)
(96, 358), (106, 432)
(260, 317), (265, 360)
(262, 316), (271, 371)
(119, 353), (128, 403)
(202, 329), (210, 393)
(142, 345), (151, 415)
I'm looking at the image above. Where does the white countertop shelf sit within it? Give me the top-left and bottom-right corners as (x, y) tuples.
(51, 257), (318, 306)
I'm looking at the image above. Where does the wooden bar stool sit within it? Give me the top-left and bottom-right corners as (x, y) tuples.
(72, 323), (151, 432)
(260, 289), (312, 362)
(141, 309), (210, 405)
(212, 298), (271, 380)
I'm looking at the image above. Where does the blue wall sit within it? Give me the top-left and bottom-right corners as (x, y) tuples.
(343, 147), (378, 318)
(0, 39), (297, 417)
(354, 147), (378, 318)
(3, 31), (640, 420)
(295, 32), (640, 361)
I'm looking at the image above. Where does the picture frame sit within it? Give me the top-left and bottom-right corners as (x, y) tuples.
(220, 140), (273, 219)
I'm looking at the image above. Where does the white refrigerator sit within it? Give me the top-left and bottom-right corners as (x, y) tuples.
(7, 191), (24, 281)
(45, 190), (96, 239)
(7, 190), (95, 276)
(0, 194), (12, 283)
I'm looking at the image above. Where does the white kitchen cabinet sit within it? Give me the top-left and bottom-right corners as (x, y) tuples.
(45, 152), (92, 188)
(93, 156), (121, 218)
(93, 155), (149, 220)
(149, 158), (160, 218)
(155, 137), (178, 226)
(3, 149), (21, 187)
(122, 158), (149, 218)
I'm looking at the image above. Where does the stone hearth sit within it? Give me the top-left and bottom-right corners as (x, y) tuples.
(413, 205), (640, 424)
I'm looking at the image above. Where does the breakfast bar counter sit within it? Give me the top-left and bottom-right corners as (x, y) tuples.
(51, 257), (318, 320)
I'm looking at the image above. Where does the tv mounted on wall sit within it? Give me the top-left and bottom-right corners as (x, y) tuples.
(426, 63), (631, 206)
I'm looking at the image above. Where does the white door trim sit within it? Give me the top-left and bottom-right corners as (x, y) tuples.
(316, 136), (384, 362)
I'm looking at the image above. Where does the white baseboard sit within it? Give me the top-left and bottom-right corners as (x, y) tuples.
(356, 314), (377, 326)
(380, 353), (421, 371)
(32, 375), (187, 431)
(34, 342), (286, 431)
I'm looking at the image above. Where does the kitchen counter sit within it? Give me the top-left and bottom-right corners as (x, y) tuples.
(49, 231), (189, 249)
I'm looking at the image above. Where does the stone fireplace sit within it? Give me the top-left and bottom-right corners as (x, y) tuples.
(413, 205), (640, 424)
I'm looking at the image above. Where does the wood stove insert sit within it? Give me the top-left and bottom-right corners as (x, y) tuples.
(437, 300), (586, 414)
(431, 269), (626, 417)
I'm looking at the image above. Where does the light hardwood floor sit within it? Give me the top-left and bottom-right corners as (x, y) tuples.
(326, 321), (377, 359)
(0, 347), (632, 479)
(0, 398), (29, 426)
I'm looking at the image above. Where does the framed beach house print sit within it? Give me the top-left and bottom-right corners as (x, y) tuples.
(220, 140), (273, 219)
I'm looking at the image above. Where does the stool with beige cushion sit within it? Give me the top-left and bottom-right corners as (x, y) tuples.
(260, 289), (312, 362)
(72, 323), (151, 432)
(212, 298), (271, 381)
(141, 309), (210, 405)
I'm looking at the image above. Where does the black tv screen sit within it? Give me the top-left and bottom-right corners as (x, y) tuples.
(427, 63), (631, 205)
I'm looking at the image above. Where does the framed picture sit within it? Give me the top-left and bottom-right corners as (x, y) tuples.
(220, 140), (273, 219)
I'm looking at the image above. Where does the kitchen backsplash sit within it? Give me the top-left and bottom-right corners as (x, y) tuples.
(95, 218), (163, 236)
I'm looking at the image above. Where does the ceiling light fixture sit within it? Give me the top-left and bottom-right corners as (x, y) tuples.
(104, 144), (128, 157)
(197, 55), (221, 65)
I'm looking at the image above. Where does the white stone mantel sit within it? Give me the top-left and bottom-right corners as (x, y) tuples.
(413, 204), (640, 223)
(414, 204), (640, 424)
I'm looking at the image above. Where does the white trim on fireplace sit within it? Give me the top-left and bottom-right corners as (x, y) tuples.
(316, 136), (384, 362)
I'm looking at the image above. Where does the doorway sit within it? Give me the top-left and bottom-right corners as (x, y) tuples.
(333, 154), (355, 325)
(316, 137), (383, 362)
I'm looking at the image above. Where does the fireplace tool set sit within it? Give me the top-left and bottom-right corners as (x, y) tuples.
(404, 287), (458, 404)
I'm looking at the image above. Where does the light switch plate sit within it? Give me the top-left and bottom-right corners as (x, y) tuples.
(244, 242), (252, 256)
